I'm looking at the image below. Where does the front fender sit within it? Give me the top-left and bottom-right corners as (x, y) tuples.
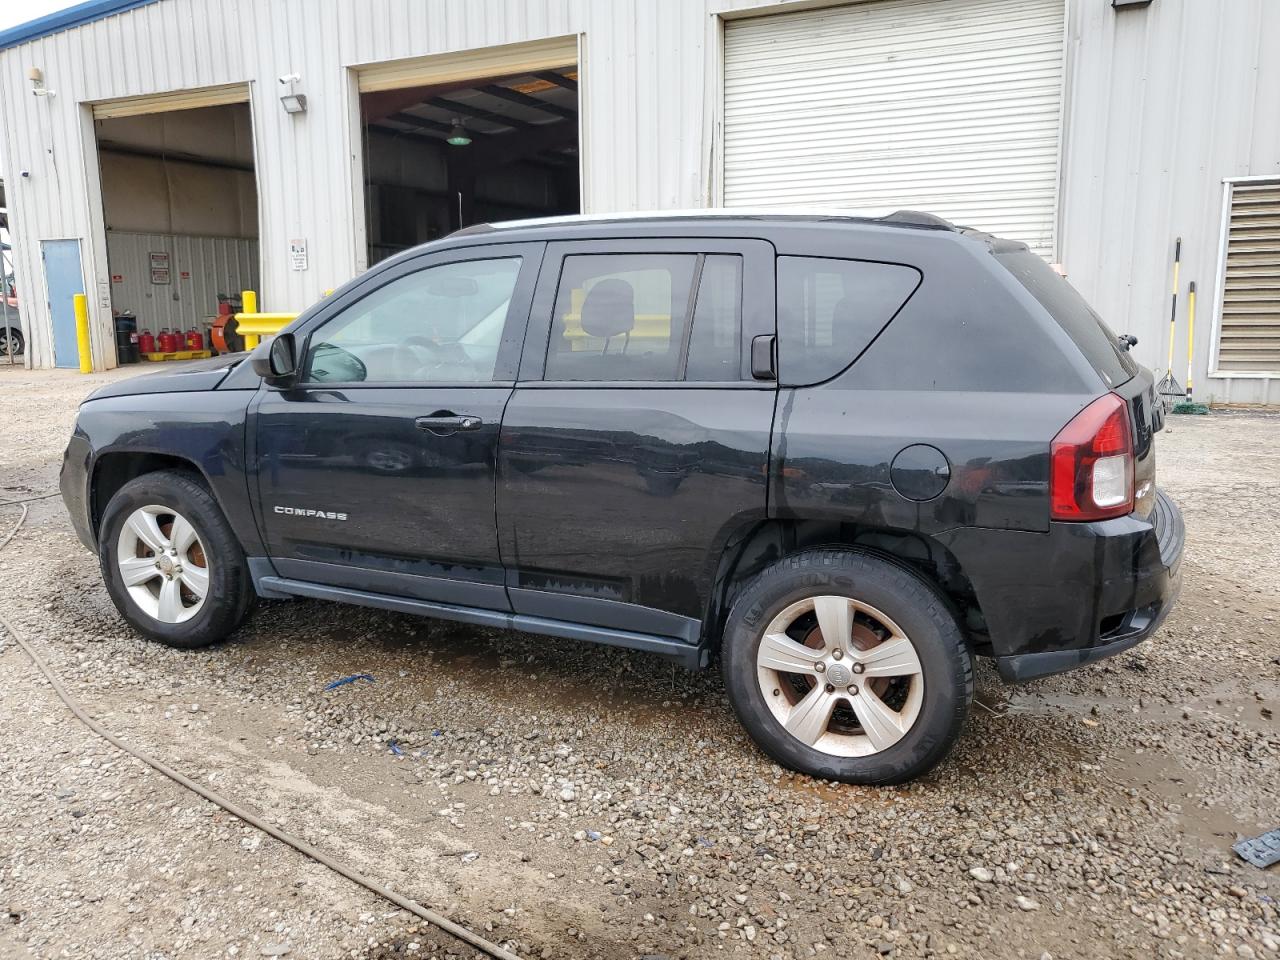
(60, 427), (96, 550)
(69, 389), (261, 555)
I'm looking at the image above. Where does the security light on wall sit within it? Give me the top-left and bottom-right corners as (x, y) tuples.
(278, 72), (306, 114)
(29, 67), (54, 97)
(447, 119), (472, 146)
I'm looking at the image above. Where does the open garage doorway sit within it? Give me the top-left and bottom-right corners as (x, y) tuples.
(93, 89), (259, 361)
(359, 60), (579, 265)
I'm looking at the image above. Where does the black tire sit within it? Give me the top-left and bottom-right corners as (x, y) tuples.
(721, 548), (972, 785)
(1, 325), (22, 358)
(99, 470), (253, 649)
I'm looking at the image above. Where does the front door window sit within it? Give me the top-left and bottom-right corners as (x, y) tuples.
(303, 257), (523, 384)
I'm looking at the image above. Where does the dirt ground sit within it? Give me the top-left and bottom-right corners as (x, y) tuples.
(0, 362), (1277, 960)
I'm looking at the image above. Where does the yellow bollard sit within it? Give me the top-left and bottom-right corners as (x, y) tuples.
(241, 290), (259, 349)
(74, 294), (93, 374)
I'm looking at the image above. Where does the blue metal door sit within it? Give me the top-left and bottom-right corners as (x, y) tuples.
(43, 240), (85, 369)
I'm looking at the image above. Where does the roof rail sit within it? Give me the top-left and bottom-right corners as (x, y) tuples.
(879, 210), (958, 229)
(456, 207), (961, 234)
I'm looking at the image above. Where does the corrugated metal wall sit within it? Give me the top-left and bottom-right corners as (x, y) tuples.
(105, 231), (258, 335)
(0, 0), (589, 370)
(1058, 0), (1280, 404)
(1, 0), (1278, 401)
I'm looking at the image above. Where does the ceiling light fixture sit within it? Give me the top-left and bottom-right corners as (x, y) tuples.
(446, 119), (472, 146)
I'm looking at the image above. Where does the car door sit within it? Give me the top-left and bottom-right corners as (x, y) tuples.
(497, 237), (776, 641)
(253, 242), (542, 609)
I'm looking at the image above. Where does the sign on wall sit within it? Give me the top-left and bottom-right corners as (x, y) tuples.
(149, 251), (171, 285)
(107, 232), (260, 335)
(289, 238), (308, 271)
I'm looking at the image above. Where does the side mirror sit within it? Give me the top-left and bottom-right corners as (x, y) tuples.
(251, 333), (298, 387)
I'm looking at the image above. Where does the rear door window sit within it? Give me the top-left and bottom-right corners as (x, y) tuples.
(686, 255), (744, 381)
(544, 253), (743, 382)
(776, 256), (921, 385)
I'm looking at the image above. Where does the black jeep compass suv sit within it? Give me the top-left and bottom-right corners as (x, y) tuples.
(61, 212), (1184, 784)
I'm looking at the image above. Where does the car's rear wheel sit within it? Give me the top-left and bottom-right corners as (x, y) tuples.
(721, 548), (972, 784)
(99, 470), (253, 648)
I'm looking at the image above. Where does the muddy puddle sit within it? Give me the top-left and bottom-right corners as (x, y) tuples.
(978, 679), (1277, 734)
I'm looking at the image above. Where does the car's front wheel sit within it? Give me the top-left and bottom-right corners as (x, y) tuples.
(721, 548), (972, 785)
(99, 470), (253, 648)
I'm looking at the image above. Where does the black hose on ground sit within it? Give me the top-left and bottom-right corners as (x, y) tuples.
(0, 501), (522, 960)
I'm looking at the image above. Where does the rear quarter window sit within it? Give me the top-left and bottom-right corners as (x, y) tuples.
(996, 249), (1136, 388)
(777, 256), (921, 386)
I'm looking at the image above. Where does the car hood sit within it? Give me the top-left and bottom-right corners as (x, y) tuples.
(86, 353), (249, 400)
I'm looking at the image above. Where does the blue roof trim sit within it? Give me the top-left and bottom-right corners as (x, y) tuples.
(0, 0), (163, 52)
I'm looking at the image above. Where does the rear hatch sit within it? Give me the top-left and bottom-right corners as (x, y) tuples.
(996, 248), (1162, 520)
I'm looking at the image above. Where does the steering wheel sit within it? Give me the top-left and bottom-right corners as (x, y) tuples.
(395, 335), (448, 380)
(396, 335), (473, 380)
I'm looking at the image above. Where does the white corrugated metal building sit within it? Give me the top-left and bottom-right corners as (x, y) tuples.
(1, 0), (1277, 402)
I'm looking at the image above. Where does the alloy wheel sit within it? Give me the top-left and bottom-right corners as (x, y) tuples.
(756, 595), (925, 757)
(115, 505), (210, 623)
(0, 328), (21, 358)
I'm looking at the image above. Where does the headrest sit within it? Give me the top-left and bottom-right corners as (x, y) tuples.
(579, 278), (636, 339)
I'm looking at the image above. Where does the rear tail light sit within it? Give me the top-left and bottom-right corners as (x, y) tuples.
(1050, 393), (1134, 521)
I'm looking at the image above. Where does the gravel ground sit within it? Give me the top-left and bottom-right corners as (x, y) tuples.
(0, 362), (1277, 960)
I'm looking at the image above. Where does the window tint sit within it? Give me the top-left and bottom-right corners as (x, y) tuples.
(777, 256), (921, 385)
(996, 249), (1136, 388)
(545, 253), (742, 382)
(546, 254), (694, 381)
(303, 257), (521, 384)
(686, 255), (743, 381)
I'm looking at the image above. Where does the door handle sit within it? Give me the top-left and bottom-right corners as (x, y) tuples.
(750, 334), (777, 381)
(415, 413), (483, 436)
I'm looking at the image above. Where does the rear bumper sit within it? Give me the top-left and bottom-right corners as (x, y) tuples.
(994, 489), (1184, 682)
(994, 566), (1181, 681)
(939, 489), (1185, 683)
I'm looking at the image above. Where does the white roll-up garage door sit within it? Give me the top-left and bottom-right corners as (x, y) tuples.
(722, 0), (1065, 256)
